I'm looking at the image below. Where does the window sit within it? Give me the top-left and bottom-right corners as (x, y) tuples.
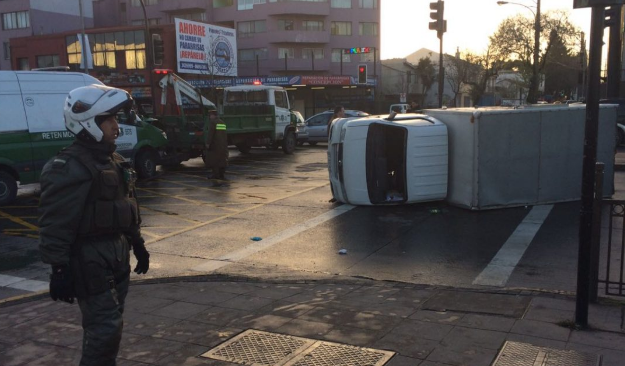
(275, 91), (288, 109)
(278, 19), (294, 31)
(131, 0), (159, 6)
(17, 57), (28, 70)
(66, 30), (146, 71)
(36, 55), (60, 68)
(237, 20), (266, 38)
(302, 20), (323, 31)
(270, 0), (326, 2)
(359, 0), (376, 8)
(359, 22), (378, 36)
(214, 0), (234, 8)
(302, 48), (324, 59)
(331, 0), (351, 8)
(239, 48), (268, 61)
(172, 12), (206, 22)
(238, 0), (266, 10)
(131, 18), (160, 26)
(2, 11), (29, 30)
(248, 90), (268, 103)
(331, 49), (350, 63)
(278, 48), (294, 59)
(331, 21), (351, 36)
(3, 42), (9, 60)
(359, 52), (373, 62)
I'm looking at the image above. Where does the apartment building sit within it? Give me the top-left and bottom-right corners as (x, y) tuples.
(0, 0), (93, 70)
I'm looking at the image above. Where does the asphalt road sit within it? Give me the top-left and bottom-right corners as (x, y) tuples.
(0, 144), (588, 300)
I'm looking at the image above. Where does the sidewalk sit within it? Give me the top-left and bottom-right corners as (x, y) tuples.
(0, 276), (623, 366)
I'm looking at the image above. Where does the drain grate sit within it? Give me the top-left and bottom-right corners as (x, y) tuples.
(201, 329), (395, 366)
(492, 341), (601, 366)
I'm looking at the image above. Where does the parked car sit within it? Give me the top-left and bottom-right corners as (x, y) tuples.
(389, 103), (409, 113)
(599, 98), (625, 146)
(305, 109), (370, 144)
(293, 110), (308, 146)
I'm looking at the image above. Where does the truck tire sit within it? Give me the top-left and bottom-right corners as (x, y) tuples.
(282, 131), (296, 155)
(237, 143), (252, 154)
(0, 171), (17, 206)
(135, 149), (158, 179)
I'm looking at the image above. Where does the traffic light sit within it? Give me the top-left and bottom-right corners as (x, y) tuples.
(429, 1), (446, 37)
(358, 64), (367, 84)
(152, 34), (165, 66)
(605, 5), (621, 28)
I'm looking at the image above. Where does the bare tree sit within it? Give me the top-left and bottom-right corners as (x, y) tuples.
(415, 57), (437, 107)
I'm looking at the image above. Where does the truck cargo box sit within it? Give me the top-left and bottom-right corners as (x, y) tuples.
(425, 105), (616, 210)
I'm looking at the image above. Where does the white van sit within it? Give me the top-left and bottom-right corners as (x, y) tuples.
(389, 103), (409, 114)
(0, 71), (167, 205)
(328, 113), (448, 205)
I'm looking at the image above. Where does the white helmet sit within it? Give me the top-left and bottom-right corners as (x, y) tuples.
(64, 84), (134, 142)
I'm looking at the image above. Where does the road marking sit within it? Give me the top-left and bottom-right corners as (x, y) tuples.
(192, 204), (356, 272)
(0, 274), (48, 292)
(473, 204), (553, 287)
(0, 210), (39, 231)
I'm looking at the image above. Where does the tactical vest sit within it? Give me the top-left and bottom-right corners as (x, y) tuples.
(61, 145), (139, 237)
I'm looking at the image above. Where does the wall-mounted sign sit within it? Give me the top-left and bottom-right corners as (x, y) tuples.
(344, 47), (372, 54)
(175, 18), (238, 76)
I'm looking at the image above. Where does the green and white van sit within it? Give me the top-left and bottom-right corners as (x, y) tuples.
(0, 71), (167, 205)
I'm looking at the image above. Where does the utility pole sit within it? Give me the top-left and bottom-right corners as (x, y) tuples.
(139, 0), (156, 114)
(78, 0), (88, 74)
(606, 5), (622, 98)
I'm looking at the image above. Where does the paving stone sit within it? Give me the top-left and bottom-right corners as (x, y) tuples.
(423, 291), (531, 318)
(256, 300), (316, 318)
(187, 326), (243, 348)
(373, 332), (438, 360)
(150, 301), (212, 320)
(358, 301), (419, 317)
(569, 329), (625, 351)
(389, 318), (453, 341)
(151, 320), (220, 342)
(384, 354), (423, 366)
(298, 306), (360, 324)
(124, 294), (176, 314)
(178, 289), (241, 306)
(530, 296), (576, 311)
(505, 333), (567, 350)
(244, 284), (308, 299)
(344, 312), (403, 332)
(275, 318), (333, 338)
(118, 336), (186, 364)
(124, 313), (184, 337)
(0, 340), (81, 366)
(523, 305), (575, 323)
(228, 314), (293, 331)
(134, 284), (201, 301)
(322, 325), (382, 347)
(510, 319), (571, 342)
(193, 306), (250, 326)
(409, 310), (464, 324)
(218, 295), (275, 311)
(441, 327), (507, 351)
(156, 344), (224, 366)
(426, 344), (497, 366)
(457, 314), (515, 332)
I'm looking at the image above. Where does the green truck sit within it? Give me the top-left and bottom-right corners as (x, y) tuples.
(152, 71), (297, 166)
(0, 71), (168, 206)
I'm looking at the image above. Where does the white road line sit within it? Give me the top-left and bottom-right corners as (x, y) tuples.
(192, 204), (356, 272)
(473, 204), (553, 287)
(0, 274), (48, 292)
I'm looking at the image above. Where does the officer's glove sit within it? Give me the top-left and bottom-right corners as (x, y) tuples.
(131, 237), (150, 275)
(49, 265), (75, 304)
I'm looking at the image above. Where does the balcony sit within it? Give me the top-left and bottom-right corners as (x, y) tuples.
(267, 31), (329, 44)
(157, 0), (209, 12)
(269, 58), (330, 72)
(264, 1), (330, 16)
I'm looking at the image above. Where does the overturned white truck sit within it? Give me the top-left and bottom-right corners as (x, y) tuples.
(329, 105), (617, 209)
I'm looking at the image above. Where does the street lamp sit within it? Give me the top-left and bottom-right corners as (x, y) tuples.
(497, 0), (541, 104)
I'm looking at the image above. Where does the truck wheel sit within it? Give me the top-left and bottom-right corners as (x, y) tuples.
(0, 171), (17, 206)
(237, 143), (252, 154)
(282, 131), (296, 155)
(135, 150), (158, 179)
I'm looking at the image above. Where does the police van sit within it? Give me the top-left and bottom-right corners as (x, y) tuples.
(0, 71), (168, 205)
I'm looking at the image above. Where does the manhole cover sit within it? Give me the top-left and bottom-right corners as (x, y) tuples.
(201, 329), (395, 366)
(492, 341), (601, 366)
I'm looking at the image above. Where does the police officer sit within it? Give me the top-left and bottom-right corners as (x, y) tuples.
(39, 84), (150, 366)
(204, 109), (228, 181)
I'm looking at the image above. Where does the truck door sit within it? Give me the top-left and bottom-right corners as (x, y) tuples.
(274, 90), (291, 135)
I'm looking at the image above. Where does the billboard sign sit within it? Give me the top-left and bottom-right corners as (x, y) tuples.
(175, 18), (237, 76)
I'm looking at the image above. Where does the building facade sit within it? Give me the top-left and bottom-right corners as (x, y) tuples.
(0, 0), (93, 70)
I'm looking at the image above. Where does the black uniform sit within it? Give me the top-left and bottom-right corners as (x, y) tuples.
(39, 139), (149, 366)
(204, 116), (229, 180)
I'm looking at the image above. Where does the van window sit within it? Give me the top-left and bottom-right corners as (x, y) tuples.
(226, 91), (246, 103)
(247, 90), (267, 103)
(275, 91), (288, 109)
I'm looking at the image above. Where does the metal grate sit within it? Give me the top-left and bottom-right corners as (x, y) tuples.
(285, 341), (395, 366)
(492, 341), (601, 366)
(202, 330), (315, 366)
(201, 329), (395, 366)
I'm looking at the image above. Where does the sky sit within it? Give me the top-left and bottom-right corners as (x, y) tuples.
(380, 0), (593, 60)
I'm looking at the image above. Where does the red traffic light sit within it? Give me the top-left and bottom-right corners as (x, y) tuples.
(359, 66), (365, 73)
(153, 69), (171, 74)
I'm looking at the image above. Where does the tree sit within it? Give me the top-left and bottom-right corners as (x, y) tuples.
(462, 46), (504, 105)
(445, 51), (475, 107)
(489, 9), (581, 102)
(415, 56), (437, 107)
(542, 31), (579, 101)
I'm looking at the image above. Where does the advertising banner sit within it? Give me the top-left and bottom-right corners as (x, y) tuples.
(175, 18), (237, 77)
